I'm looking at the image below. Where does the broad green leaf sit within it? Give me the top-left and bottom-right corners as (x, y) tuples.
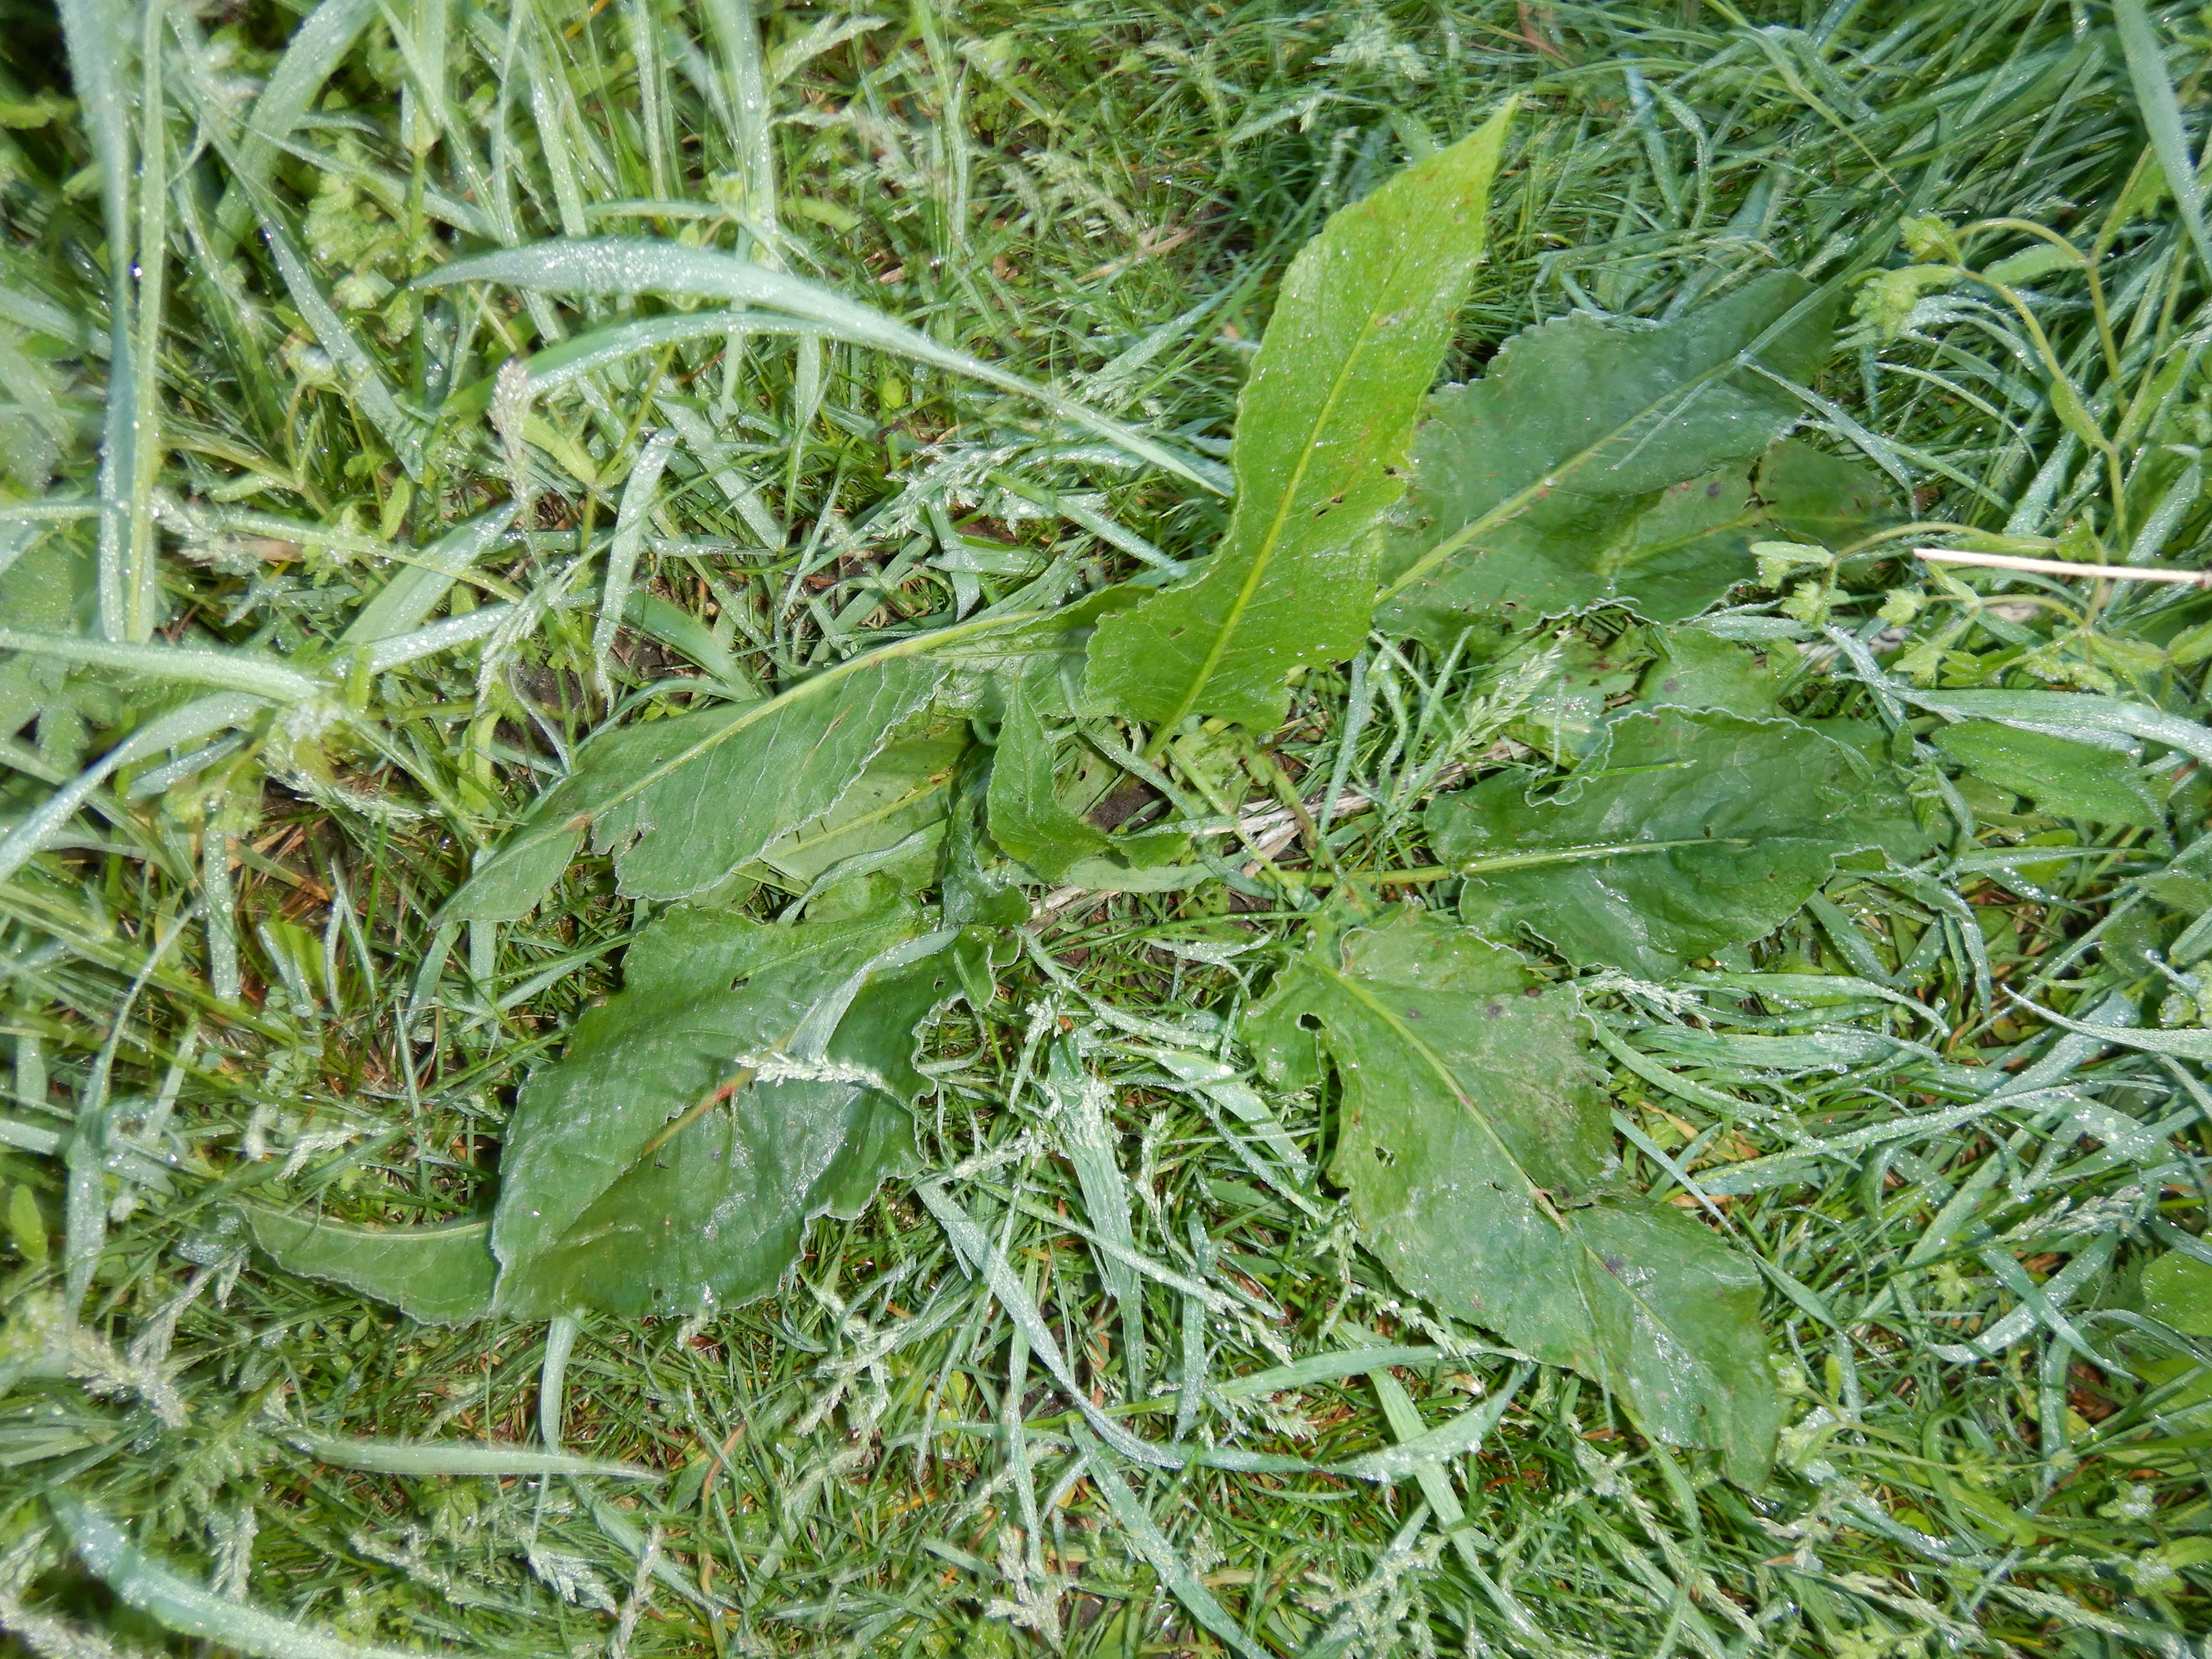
(757, 718), (969, 893)
(1431, 709), (1928, 976)
(1635, 627), (1787, 720)
(1755, 439), (1903, 550)
(1597, 469), (1766, 623)
(451, 653), (945, 918)
(416, 240), (1215, 491)
(245, 1211), (495, 1326)
(2144, 1251), (2212, 1337)
(1244, 910), (1779, 1481)
(0, 536), (88, 746)
(1931, 721), (2162, 827)
(449, 606), (1098, 920)
(1388, 468), (1763, 639)
(1502, 631), (1654, 763)
(988, 673), (1114, 880)
(987, 673), (1189, 883)
(490, 899), (950, 1316)
(1376, 275), (1836, 642)
(1086, 106), (1515, 737)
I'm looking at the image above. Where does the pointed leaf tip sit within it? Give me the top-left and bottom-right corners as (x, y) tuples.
(1088, 105), (1515, 740)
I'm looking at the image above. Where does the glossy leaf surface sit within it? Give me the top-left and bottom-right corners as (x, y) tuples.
(987, 672), (1116, 880)
(1087, 107), (1513, 734)
(451, 653), (945, 917)
(1244, 910), (1779, 1481)
(1754, 439), (1904, 549)
(1377, 277), (1835, 641)
(489, 897), (950, 1316)
(986, 673), (1188, 884)
(757, 719), (969, 894)
(1635, 627), (1789, 719)
(1931, 721), (2162, 827)
(1432, 709), (1927, 975)
(246, 1212), (498, 1326)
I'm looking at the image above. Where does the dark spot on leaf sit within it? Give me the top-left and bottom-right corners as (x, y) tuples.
(1707, 481), (1722, 498)
(1404, 1006), (1421, 1020)
(1483, 1001), (1505, 1018)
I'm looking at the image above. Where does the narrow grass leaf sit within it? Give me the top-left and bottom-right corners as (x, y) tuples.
(339, 506), (517, 645)
(54, 0), (135, 646)
(363, 607), (516, 675)
(0, 695), (264, 888)
(1214, 1347), (1450, 1401)
(595, 427), (679, 697)
(56, 1497), (443, 1659)
(1345, 1363), (1529, 1482)
(417, 240), (1213, 489)
(1069, 1425), (1270, 1659)
(217, 0), (382, 238)
(2113, 0), (2212, 277)
(1903, 686), (2212, 767)
(1045, 1046), (1146, 1395)
(0, 630), (320, 702)
(289, 1433), (658, 1481)
(915, 1179), (1180, 1468)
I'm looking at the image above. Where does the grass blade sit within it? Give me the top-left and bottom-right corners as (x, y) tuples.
(216, 0), (382, 241)
(289, 1432), (657, 1481)
(417, 240), (1218, 490)
(0, 695), (263, 887)
(56, 1497), (449, 1659)
(340, 506), (517, 645)
(2113, 0), (2212, 277)
(595, 427), (678, 697)
(1068, 1425), (1270, 1659)
(0, 630), (320, 701)
(54, 0), (136, 645)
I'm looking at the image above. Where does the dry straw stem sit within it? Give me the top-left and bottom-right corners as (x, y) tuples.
(1915, 546), (2212, 586)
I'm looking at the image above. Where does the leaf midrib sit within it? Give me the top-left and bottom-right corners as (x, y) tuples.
(1145, 270), (1410, 750)
(1376, 279), (1839, 605)
(471, 607), (1034, 890)
(1316, 955), (1730, 1388)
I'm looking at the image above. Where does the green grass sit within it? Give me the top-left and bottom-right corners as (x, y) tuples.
(3, 1), (2212, 1656)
